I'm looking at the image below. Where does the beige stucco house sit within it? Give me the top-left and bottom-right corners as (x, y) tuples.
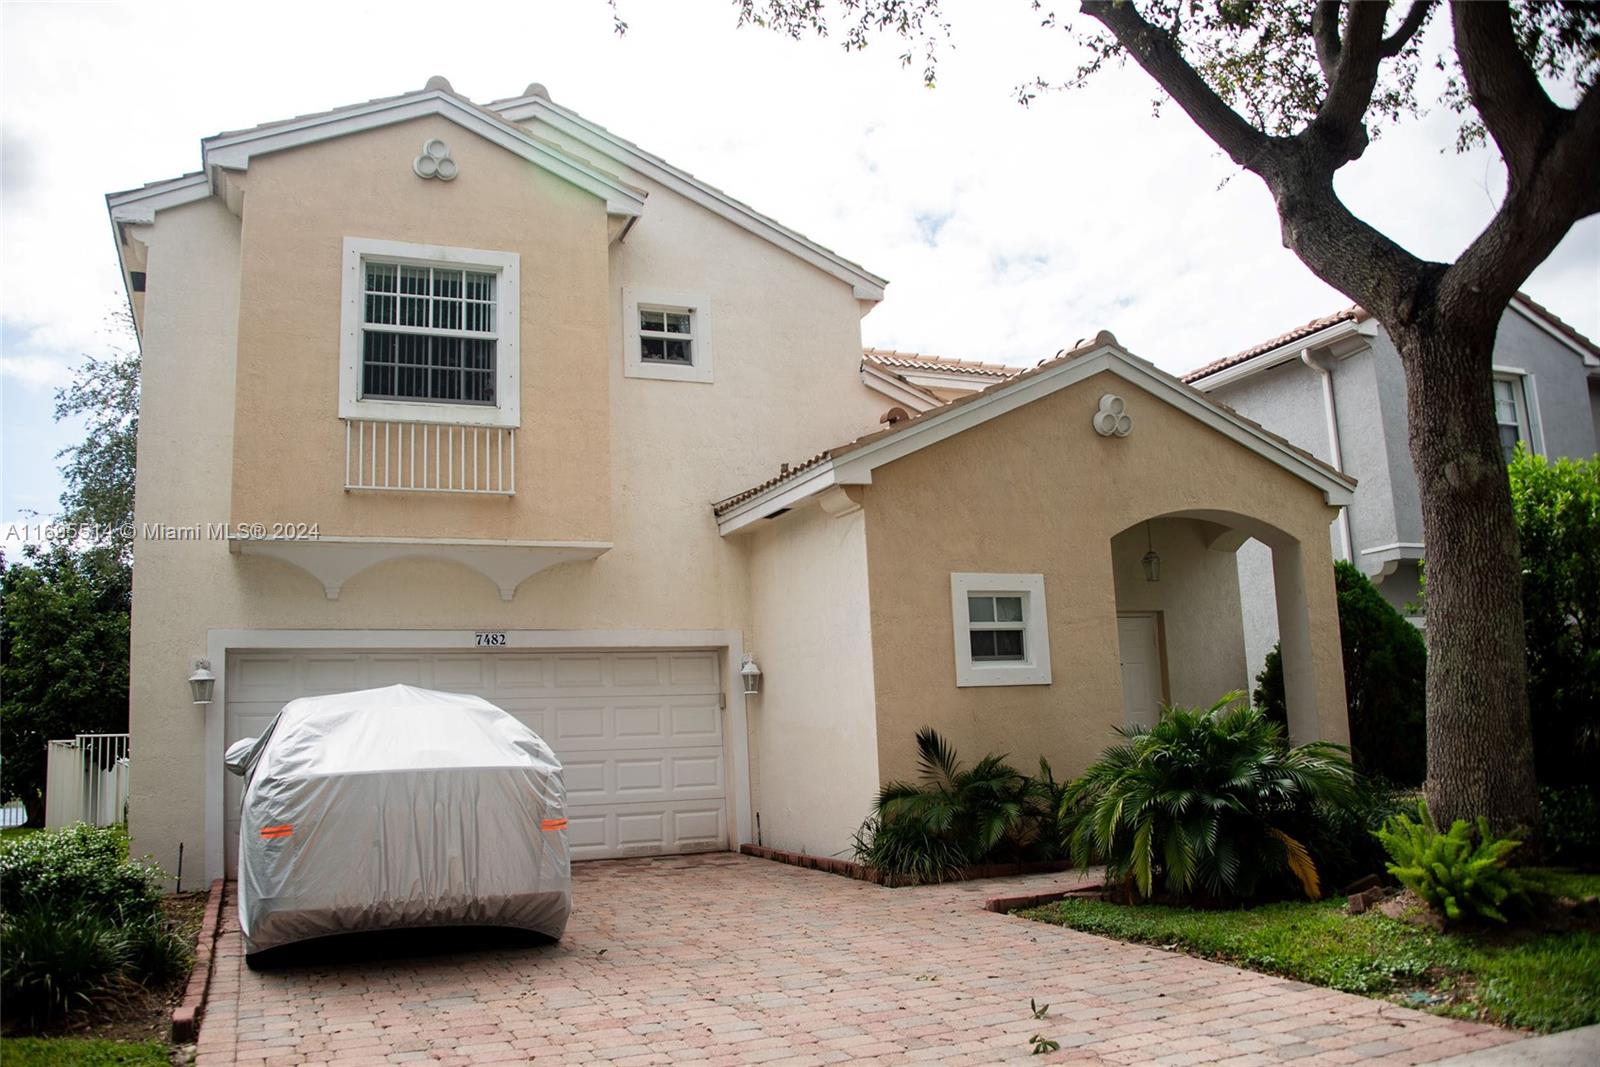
(108, 79), (1353, 880)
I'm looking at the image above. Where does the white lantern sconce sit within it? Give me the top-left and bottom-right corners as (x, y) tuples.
(188, 659), (216, 706)
(740, 654), (763, 696)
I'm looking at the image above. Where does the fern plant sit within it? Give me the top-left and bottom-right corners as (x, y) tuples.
(1063, 693), (1357, 903)
(1375, 799), (1542, 924)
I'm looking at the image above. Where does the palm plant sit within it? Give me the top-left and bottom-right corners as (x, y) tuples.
(852, 727), (1028, 882)
(1063, 693), (1357, 904)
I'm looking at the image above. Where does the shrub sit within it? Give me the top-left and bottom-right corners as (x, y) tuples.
(1375, 799), (1544, 924)
(1064, 693), (1357, 903)
(1256, 561), (1426, 785)
(852, 728), (1064, 881)
(1304, 777), (1412, 891)
(0, 824), (161, 922)
(1509, 449), (1600, 787)
(1539, 785), (1600, 868)
(0, 825), (190, 1022)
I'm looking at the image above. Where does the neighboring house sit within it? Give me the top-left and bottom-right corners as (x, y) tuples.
(108, 79), (1354, 879)
(1185, 296), (1600, 681)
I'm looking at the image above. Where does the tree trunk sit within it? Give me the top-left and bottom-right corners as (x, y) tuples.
(1390, 313), (1539, 837)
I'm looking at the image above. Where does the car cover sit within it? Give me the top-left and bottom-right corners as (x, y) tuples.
(225, 684), (570, 955)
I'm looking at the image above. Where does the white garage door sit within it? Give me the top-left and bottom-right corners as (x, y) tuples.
(223, 649), (727, 876)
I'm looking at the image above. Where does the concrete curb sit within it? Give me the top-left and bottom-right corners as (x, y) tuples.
(739, 843), (1078, 888)
(171, 878), (225, 1043)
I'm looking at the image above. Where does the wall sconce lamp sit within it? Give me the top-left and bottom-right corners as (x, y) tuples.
(740, 654), (763, 696)
(1141, 521), (1162, 583)
(188, 659), (216, 705)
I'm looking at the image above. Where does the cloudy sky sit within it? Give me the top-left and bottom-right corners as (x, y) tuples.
(2, 0), (1596, 538)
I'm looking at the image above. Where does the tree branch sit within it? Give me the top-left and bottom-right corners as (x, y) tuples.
(1380, 0), (1433, 58)
(1451, 0), (1563, 187)
(1312, 2), (1343, 81)
(1306, 0), (1391, 164)
(1078, 0), (1272, 172)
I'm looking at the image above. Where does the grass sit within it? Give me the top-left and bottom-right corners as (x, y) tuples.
(0, 1039), (169, 1066)
(1021, 876), (1600, 1033)
(2, 826), (43, 841)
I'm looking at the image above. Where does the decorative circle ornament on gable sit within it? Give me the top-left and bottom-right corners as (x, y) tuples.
(1093, 394), (1133, 437)
(413, 139), (458, 181)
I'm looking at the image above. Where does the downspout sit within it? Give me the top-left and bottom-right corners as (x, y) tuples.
(1302, 347), (1354, 562)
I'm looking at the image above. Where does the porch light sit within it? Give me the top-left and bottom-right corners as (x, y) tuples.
(740, 654), (763, 696)
(1141, 522), (1162, 583)
(188, 659), (216, 706)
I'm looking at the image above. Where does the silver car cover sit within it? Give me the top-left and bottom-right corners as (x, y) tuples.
(226, 684), (570, 955)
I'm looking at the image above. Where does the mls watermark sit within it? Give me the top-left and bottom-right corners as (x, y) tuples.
(3, 521), (321, 545)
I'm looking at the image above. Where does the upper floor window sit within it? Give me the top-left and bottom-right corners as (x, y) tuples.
(1492, 374), (1532, 464)
(623, 287), (713, 383)
(340, 238), (520, 428)
(950, 573), (1052, 687)
(361, 261), (497, 404)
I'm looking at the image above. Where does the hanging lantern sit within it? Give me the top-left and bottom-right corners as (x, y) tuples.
(1141, 521), (1162, 583)
(188, 659), (216, 705)
(740, 654), (763, 696)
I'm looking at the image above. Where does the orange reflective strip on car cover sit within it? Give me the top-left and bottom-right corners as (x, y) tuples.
(259, 824), (294, 840)
(540, 818), (568, 831)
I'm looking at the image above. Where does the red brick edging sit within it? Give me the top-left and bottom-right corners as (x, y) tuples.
(740, 843), (1078, 888)
(171, 878), (226, 1043)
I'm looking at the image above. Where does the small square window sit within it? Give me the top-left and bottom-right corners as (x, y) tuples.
(624, 288), (714, 383)
(951, 574), (1052, 687)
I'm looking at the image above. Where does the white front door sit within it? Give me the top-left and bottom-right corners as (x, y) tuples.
(1116, 614), (1164, 730)
(223, 649), (727, 875)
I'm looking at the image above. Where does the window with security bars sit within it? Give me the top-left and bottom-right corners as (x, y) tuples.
(967, 594), (1027, 661)
(639, 305), (694, 365)
(361, 261), (498, 404)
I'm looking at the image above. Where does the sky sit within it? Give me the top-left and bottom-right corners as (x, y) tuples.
(2, 0), (1596, 541)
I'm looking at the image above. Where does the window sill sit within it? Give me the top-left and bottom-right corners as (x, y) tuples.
(341, 397), (519, 429)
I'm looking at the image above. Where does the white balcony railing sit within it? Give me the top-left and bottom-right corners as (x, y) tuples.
(344, 418), (516, 495)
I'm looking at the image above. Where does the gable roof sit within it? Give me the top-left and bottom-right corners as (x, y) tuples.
(715, 331), (1356, 534)
(108, 80), (648, 235)
(1184, 292), (1600, 386)
(491, 88), (888, 301)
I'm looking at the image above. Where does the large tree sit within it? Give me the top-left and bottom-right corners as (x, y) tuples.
(711, 0), (1598, 834)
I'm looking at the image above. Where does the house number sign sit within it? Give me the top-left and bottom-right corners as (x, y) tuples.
(474, 632), (508, 647)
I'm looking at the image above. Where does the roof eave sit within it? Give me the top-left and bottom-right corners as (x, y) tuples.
(1187, 317), (1372, 390)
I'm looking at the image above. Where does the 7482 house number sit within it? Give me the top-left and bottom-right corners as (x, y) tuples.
(474, 632), (508, 647)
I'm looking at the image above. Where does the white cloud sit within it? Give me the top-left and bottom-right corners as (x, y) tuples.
(0, 351), (73, 389)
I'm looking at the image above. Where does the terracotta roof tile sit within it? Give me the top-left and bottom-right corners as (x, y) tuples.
(862, 348), (1023, 379)
(1182, 307), (1368, 383)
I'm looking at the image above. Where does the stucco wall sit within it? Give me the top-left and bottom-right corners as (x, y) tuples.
(744, 498), (880, 858)
(1110, 518), (1249, 708)
(126, 198), (242, 874)
(228, 116), (612, 542)
(124, 114), (893, 875)
(860, 370), (1348, 793)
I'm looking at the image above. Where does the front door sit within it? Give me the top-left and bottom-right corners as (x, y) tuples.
(1116, 613), (1164, 729)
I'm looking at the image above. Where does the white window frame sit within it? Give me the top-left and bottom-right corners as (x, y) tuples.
(1491, 367), (1544, 459)
(340, 237), (520, 428)
(623, 287), (713, 383)
(950, 573), (1052, 687)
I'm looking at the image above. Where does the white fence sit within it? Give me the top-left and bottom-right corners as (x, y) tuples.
(344, 418), (516, 495)
(44, 733), (131, 829)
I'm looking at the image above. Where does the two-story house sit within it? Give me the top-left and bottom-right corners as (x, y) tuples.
(1185, 297), (1600, 679)
(110, 79), (1357, 882)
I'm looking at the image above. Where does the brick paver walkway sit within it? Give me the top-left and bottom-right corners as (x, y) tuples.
(197, 853), (1519, 1065)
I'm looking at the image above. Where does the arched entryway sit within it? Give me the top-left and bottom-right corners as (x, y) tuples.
(1110, 508), (1327, 745)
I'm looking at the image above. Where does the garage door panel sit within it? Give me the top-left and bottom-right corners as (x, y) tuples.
(224, 649), (727, 875)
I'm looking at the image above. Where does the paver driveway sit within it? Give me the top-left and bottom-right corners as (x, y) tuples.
(198, 853), (1519, 1065)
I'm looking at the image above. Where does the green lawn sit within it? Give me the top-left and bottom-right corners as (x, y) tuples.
(1, 825), (42, 841)
(0, 1039), (169, 1067)
(1020, 874), (1600, 1034)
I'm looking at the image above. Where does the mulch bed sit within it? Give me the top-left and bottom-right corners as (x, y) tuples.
(2, 892), (208, 1045)
(740, 843), (1078, 887)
